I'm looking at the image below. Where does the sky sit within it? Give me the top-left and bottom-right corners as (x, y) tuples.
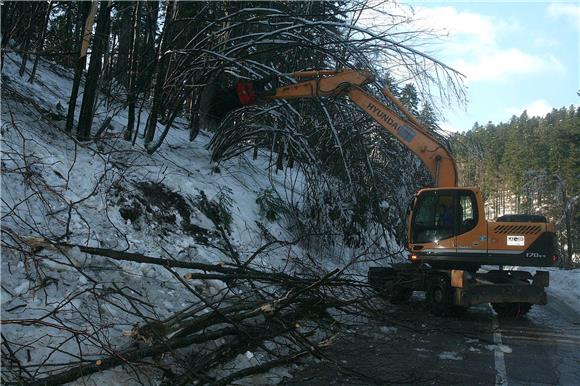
(390, 1), (580, 132)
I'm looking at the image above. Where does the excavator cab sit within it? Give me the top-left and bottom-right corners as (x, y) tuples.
(407, 187), (486, 270)
(407, 187), (557, 268)
(410, 188), (480, 244)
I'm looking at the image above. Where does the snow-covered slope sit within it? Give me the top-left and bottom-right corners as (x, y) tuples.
(0, 53), (297, 384)
(1, 53), (401, 384)
(2, 53), (301, 261)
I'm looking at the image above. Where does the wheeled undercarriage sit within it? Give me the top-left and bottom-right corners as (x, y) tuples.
(368, 264), (549, 318)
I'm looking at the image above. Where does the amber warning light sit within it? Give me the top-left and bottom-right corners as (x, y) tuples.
(410, 254), (419, 262)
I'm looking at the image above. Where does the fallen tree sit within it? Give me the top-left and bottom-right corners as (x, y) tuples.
(1, 230), (378, 385)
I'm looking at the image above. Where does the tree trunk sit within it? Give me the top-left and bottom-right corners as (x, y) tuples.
(276, 139), (285, 171)
(77, 1), (111, 141)
(65, 2), (94, 133)
(1, 2), (18, 69)
(287, 147), (295, 169)
(188, 92), (201, 142)
(562, 188), (573, 266)
(1, 3), (14, 49)
(28, 1), (52, 83)
(103, 32), (115, 110)
(146, 91), (190, 154)
(117, 2), (133, 87)
(133, 97), (147, 145)
(18, 3), (40, 77)
(124, 1), (140, 141)
(63, 4), (73, 66)
(143, 0), (174, 149)
(139, 0), (159, 90)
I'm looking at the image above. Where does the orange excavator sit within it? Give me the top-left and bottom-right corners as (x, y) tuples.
(214, 69), (557, 317)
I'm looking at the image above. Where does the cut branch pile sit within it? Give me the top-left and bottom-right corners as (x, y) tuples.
(1, 233), (372, 385)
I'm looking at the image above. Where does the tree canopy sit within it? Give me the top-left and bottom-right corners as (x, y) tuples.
(450, 106), (579, 262)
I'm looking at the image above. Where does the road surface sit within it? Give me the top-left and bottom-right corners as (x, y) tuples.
(284, 291), (580, 385)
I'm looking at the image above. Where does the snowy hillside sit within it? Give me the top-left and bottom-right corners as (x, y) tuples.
(1, 53), (400, 385)
(2, 53), (299, 261)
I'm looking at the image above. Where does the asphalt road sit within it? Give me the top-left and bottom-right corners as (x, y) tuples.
(284, 292), (580, 385)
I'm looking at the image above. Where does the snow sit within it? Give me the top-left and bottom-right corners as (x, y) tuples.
(2, 53), (305, 265)
(485, 344), (512, 354)
(544, 268), (580, 311)
(438, 351), (463, 360)
(12, 281), (29, 296)
(1, 52), (297, 384)
(379, 326), (398, 335)
(1, 53), (401, 384)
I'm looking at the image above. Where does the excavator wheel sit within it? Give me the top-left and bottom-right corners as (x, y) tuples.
(491, 302), (532, 319)
(368, 267), (412, 304)
(427, 274), (454, 316)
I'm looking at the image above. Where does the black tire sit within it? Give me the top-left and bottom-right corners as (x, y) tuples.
(427, 275), (454, 316)
(492, 302), (532, 318)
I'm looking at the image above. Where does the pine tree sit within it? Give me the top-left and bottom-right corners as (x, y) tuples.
(399, 84), (420, 116)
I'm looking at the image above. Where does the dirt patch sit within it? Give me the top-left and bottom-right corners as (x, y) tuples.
(119, 204), (141, 222)
(136, 182), (191, 222)
(110, 181), (214, 243)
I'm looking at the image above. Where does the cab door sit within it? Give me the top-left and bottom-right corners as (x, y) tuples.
(455, 190), (487, 260)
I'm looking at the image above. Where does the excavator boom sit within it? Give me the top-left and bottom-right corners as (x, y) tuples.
(235, 69), (457, 187)
(347, 88), (457, 187)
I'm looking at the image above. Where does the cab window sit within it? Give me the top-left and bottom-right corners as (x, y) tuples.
(411, 191), (454, 243)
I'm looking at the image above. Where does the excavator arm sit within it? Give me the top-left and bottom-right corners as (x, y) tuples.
(234, 69), (458, 187)
(223, 69), (557, 271)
